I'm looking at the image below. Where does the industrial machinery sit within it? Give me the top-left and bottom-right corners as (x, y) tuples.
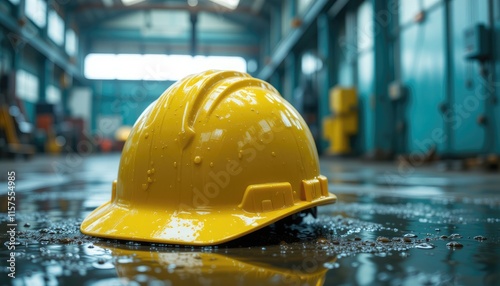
(323, 87), (358, 155)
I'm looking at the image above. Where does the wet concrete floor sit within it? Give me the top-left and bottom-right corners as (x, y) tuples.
(1, 154), (499, 285)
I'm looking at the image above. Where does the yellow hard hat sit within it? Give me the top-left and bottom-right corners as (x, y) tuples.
(81, 70), (336, 245)
(99, 244), (334, 286)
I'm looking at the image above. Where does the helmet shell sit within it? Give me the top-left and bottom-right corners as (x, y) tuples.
(81, 70), (336, 245)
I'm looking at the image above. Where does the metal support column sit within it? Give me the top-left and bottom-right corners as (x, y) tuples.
(271, 5), (282, 51)
(12, 0), (25, 62)
(17, 0), (25, 19)
(443, 0), (454, 155)
(289, 0), (297, 19)
(270, 71), (282, 95)
(284, 52), (297, 103)
(190, 12), (198, 57)
(317, 13), (334, 154)
(372, 0), (393, 154)
(39, 58), (54, 103)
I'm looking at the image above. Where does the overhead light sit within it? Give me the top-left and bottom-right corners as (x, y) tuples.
(102, 0), (113, 7)
(209, 0), (239, 10)
(187, 0), (198, 7)
(121, 0), (145, 6)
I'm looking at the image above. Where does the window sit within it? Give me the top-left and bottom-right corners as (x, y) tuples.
(46, 85), (61, 104)
(48, 10), (65, 46)
(121, 0), (146, 6)
(16, 70), (39, 103)
(65, 29), (78, 56)
(209, 0), (239, 10)
(25, 0), (47, 28)
(84, 53), (247, 81)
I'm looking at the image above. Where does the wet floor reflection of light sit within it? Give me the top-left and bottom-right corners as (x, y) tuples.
(356, 254), (376, 285)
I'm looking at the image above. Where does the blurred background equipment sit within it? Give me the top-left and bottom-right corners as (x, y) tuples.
(0, 72), (35, 158)
(114, 125), (132, 150)
(323, 86), (358, 155)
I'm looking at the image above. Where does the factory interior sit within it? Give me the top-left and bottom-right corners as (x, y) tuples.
(1, 0), (500, 285)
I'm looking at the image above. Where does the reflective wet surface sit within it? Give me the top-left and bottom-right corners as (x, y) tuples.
(1, 154), (500, 285)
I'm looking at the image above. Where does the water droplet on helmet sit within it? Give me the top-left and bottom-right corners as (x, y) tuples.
(145, 132), (149, 139)
(271, 152), (276, 157)
(173, 162), (177, 168)
(194, 156), (202, 164)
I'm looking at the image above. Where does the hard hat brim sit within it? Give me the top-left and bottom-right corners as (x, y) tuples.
(80, 193), (336, 246)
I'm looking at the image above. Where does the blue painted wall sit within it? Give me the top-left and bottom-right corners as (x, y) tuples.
(331, 0), (499, 157)
(398, 0), (495, 156)
(449, 0), (490, 154)
(495, 0), (500, 154)
(400, 3), (447, 154)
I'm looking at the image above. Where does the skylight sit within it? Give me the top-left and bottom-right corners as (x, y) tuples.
(121, 0), (146, 6)
(209, 0), (239, 10)
(84, 53), (247, 81)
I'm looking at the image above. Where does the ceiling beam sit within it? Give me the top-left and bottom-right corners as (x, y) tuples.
(78, 10), (137, 29)
(86, 28), (259, 45)
(74, 2), (267, 33)
(74, 2), (267, 22)
(257, 0), (336, 80)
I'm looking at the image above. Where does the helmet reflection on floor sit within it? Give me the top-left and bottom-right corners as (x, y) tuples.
(81, 70), (336, 245)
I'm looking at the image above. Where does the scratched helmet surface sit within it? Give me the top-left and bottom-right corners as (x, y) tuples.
(81, 70), (336, 245)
